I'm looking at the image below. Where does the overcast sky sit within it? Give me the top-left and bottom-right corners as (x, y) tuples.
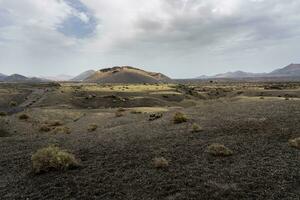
(0, 0), (300, 78)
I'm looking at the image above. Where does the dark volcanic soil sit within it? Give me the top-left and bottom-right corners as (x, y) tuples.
(0, 83), (300, 200)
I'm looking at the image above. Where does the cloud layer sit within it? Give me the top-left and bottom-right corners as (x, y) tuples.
(1, 0), (300, 77)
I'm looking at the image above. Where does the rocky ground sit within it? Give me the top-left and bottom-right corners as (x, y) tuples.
(0, 82), (299, 200)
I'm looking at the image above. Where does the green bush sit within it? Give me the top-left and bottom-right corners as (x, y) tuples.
(31, 146), (79, 174)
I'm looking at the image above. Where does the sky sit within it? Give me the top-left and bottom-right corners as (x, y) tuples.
(0, 0), (300, 78)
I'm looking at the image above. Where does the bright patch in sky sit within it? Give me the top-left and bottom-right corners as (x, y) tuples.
(58, 0), (97, 38)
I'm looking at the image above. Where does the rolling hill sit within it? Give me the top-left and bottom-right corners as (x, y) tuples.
(83, 66), (172, 83)
(71, 70), (95, 81)
(0, 74), (48, 83)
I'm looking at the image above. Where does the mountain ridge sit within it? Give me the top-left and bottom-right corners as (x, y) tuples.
(197, 64), (300, 79)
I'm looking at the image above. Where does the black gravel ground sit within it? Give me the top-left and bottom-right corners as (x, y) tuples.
(0, 86), (300, 200)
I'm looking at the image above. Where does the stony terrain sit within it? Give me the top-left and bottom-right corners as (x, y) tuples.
(0, 82), (299, 200)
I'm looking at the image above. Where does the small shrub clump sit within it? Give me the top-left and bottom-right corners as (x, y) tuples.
(88, 124), (98, 132)
(289, 137), (300, 149)
(19, 113), (29, 120)
(191, 123), (203, 133)
(54, 126), (71, 134)
(153, 157), (169, 169)
(207, 143), (233, 157)
(31, 146), (79, 174)
(39, 125), (51, 132)
(115, 111), (124, 117)
(47, 120), (63, 127)
(173, 112), (188, 124)
(149, 113), (163, 121)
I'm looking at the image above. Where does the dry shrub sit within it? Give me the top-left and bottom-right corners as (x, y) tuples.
(31, 146), (79, 174)
(153, 157), (169, 169)
(88, 124), (98, 132)
(19, 113), (29, 120)
(47, 120), (63, 127)
(115, 111), (124, 117)
(289, 137), (300, 149)
(149, 113), (163, 121)
(173, 112), (187, 124)
(191, 123), (203, 133)
(39, 125), (51, 132)
(207, 143), (233, 157)
(54, 126), (71, 134)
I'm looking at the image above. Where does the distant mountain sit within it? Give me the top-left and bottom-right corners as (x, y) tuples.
(83, 66), (172, 83)
(197, 64), (300, 79)
(0, 74), (48, 83)
(71, 70), (95, 81)
(0, 73), (6, 77)
(0, 73), (7, 81)
(41, 74), (73, 81)
(269, 64), (300, 77)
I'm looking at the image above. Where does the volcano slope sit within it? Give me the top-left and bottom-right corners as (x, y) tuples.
(0, 82), (300, 200)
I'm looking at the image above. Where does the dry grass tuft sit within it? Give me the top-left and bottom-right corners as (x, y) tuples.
(153, 157), (169, 169)
(289, 137), (300, 149)
(53, 126), (71, 134)
(19, 113), (29, 120)
(88, 124), (98, 132)
(191, 123), (203, 133)
(173, 112), (188, 124)
(207, 143), (233, 157)
(31, 146), (79, 174)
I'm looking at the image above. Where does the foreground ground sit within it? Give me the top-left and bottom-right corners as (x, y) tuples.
(0, 82), (299, 200)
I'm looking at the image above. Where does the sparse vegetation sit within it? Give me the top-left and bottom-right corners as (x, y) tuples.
(289, 137), (300, 149)
(191, 123), (203, 133)
(207, 143), (233, 157)
(153, 157), (169, 169)
(88, 124), (98, 132)
(54, 126), (71, 134)
(173, 112), (187, 124)
(31, 146), (79, 174)
(19, 113), (29, 120)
